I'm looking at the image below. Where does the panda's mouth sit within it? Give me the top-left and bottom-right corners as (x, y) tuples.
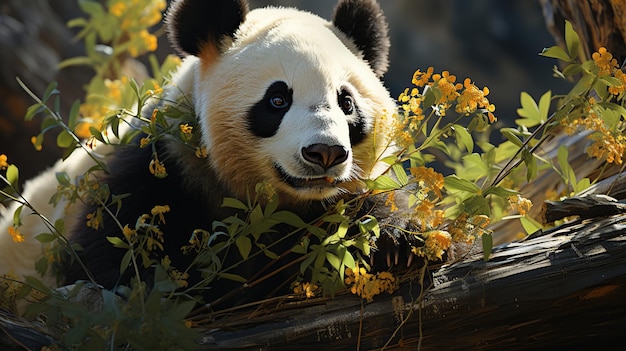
(274, 166), (338, 189)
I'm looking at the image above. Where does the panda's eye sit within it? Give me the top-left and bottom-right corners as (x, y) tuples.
(270, 94), (289, 109)
(338, 90), (355, 115)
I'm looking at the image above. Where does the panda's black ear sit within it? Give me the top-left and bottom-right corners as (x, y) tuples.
(332, 0), (390, 77)
(166, 0), (249, 57)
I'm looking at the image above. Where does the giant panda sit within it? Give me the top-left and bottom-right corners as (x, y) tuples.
(1, 0), (416, 309)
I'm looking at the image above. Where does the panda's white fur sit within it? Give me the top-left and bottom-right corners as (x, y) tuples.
(172, 6), (396, 203)
(0, 142), (117, 288)
(1, 0), (405, 308)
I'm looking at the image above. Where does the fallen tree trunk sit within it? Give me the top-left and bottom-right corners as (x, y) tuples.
(2, 206), (625, 350)
(193, 213), (625, 350)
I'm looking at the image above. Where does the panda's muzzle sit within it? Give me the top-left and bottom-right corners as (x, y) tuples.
(275, 144), (349, 190)
(301, 144), (349, 170)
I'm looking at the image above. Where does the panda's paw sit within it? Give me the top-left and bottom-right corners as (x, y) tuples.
(370, 216), (425, 271)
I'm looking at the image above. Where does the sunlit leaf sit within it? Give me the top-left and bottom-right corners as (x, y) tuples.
(564, 20), (579, 60)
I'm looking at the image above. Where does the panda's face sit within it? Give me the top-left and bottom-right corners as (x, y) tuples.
(187, 7), (396, 203)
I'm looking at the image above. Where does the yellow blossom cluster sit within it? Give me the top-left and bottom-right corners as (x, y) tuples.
(109, 0), (166, 33)
(398, 67), (497, 134)
(149, 155), (168, 178)
(0, 272), (22, 311)
(508, 195), (533, 216)
(592, 47), (619, 76)
(151, 205), (170, 224)
(456, 78), (497, 123)
(447, 213), (490, 244)
(292, 281), (319, 298)
(411, 230), (451, 261)
(344, 264), (398, 302)
(561, 95), (626, 165)
(591, 47), (626, 95)
(86, 211), (101, 230)
(8, 226), (24, 243)
(0, 154), (8, 170)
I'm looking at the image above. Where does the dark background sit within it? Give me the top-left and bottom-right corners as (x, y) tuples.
(0, 0), (570, 181)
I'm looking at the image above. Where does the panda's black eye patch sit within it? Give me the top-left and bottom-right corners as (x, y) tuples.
(339, 88), (367, 146)
(338, 89), (355, 115)
(248, 81), (293, 138)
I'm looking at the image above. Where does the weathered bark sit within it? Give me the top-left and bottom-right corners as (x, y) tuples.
(2, 207), (624, 350)
(541, 0), (626, 62)
(193, 213), (625, 350)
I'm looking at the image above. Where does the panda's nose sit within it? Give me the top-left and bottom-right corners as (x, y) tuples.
(302, 144), (349, 170)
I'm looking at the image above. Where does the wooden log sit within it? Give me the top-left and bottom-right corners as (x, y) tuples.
(2, 210), (624, 350)
(195, 213), (626, 350)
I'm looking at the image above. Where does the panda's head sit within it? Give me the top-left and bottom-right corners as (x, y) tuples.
(166, 0), (397, 203)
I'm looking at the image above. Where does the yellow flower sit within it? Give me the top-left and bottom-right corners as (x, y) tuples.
(122, 225), (136, 240)
(292, 281), (319, 298)
(110, 2), (127, 17)
(180, 123), (193, 135)
(412, 67), (434, 87)
(8, 226), (24, 243)
(410, 166), (445, 199)
(455, 78), (493, 116)
(385, 192), (399, 212)
(508, 195), (533, 216)
(413, 230), (451, 261)
(0, 154), (8, 170)
(195, 146), (208, 158)
(140, 137), (151, 148)
(608, 69), (626, 95)
(86, 211), (100, 230)
(151, 205), (170, 224)
(592, 47), (618, 76)
(30, 136), (43, 151)
(435, 73), (461, 105)
(344, 264), (397, 302)
(149, 156), (168, 178)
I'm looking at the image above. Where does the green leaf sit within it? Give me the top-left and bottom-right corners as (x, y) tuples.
(35, 233), (57, 243)
(391, 163), (408, 187)
(77, 0), (104, 16)
(24, 103), (45, 121)
(516, 91), (550, 127)
(222, 197), (249, 211)
(452, 124), (473, 153)
(218, 273), (247, 283)
(68, 100), (81, 129)
(501, 128), (524, 147)
(12, 204), (23, 227)
(6, 165), (19, 188)
(366, 175), (400, 191)
(43, 82), (59, 102)
(564, 20), (579, 60)
(444, 175), (481, 194)
(56, 130), (75, 149)
(120, 250), (132, 274)
(236, 236), (252, 259)
(326, 252), (342, 271)
(89, 126), (105, 142)
(106, 236), (129, 249)
(520, 216), (543, 235)
(55, 172), (71, 186)
(482, 233), (493, 260)
(557, 145), (576, 190)
(67, 17), (88, 28)
(539, 45), (573, 63)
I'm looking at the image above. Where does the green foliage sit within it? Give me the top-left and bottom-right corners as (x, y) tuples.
(2, 10), (625, 351)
